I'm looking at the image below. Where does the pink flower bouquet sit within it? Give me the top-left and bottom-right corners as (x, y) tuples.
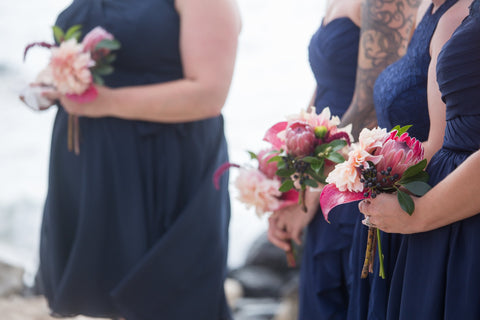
(20, 25), (120, 154)
(319, 125), (431, 278)
(214, 148), (299, 267)
(264, 107), (353, 211)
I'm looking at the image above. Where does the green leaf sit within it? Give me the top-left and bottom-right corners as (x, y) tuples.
(95, 39), (121, 51)
(92, 73), (104, 85)
(301, 156), (318, 163)
(315, 143), (330, 155)
(402, 181), (431, 196)
(93, 65), (114, 75)
(104, 54), (117, 64)
(400, 159), (427, 181)
(64, 25), (82, 41)
(306, 168), (326, 184)
(276, 168), (295, 178)
(304, 179), (319, 188)
(326, 152), (345, 164)
(279, 179), (294, 192)
(267, 155), (283, 164)
(326, 139), (347, 152)
(247, 151), (258, 160)
(311, 158), (324, 174)
(399, 170), (430, 184)
(391, 125), (412, 136)
(397, 190), (415, 215)
(52, 26), (65, 43)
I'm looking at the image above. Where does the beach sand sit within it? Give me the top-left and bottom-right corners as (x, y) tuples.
(0, 296), (101, 320)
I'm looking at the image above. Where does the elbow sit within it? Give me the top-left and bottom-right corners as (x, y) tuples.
(199, 82), (231, 118)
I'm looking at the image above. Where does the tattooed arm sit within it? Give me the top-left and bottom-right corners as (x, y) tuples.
(341, 0), (422, 138)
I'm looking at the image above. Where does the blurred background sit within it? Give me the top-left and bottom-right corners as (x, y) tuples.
(0, 0), (325, 318)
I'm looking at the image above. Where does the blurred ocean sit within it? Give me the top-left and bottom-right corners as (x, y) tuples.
(0, 0), (325, 284)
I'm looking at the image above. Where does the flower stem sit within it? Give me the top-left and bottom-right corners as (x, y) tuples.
(376, 228), (386, 279)
(299, 189), (307, 213)
(285, 240), (297, 268)
(361, 227), (375, 278)
(73, 115), (80, 155)
(68, 114), (73, 152)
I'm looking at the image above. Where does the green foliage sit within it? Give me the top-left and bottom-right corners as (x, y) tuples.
(310, 158), (324, 174)
(391, 125), (412, 136)
(92, 74), (104, 85)
(276, 168), (295, 178)
(248, 151), (258, 160)
(95, 39), (121, 50)
(64, 25), (82, 41)
(93, 65), (114, 76)
(397, 190), (415, 215)
(279, 179), (294, 192)
(326, 152), (345, 164)
(402, 181), (431, 196)
(52, 26), (65, 43)
(326, 139), (348, 152)
(304, 178), (319, 188)
(400, 159), (427, 181)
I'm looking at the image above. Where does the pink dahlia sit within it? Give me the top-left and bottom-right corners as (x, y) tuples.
(50, 39), (94, 95)
(234, 168), (283, 217)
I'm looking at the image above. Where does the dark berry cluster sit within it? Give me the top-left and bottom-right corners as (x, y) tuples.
(282, 156), (311, 187)
(359, 165), (400, 198)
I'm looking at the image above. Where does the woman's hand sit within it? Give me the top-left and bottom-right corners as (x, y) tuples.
(42, 85), (115, 117)
(268, 203), (316, 251)
(358, 193), (423, 234)
(267, 188), (321, 251)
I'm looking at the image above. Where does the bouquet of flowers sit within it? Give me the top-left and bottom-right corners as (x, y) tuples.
(20, 25), (120, 154)
(319, 125), (431, 278)
(263, 107), (353, 211)
(214, 148), (299, 266)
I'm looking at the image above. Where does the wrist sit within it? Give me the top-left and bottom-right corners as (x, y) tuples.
(409, 197), (429, 233)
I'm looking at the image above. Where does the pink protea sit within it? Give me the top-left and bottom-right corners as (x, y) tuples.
(374, 131), (424, 182)
(285, 121), (316, 157)
(257, 148), (278, 179)
(50, 38), (94, 95)
(82, 26), (114, 55)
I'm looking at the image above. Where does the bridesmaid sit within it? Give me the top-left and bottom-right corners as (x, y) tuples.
(37, 0), (241, 319)
(269, 0), (422, 316)
(359, 0), (480, 317)
(267, 0), (362, 318)
(347, 0), (462, 317)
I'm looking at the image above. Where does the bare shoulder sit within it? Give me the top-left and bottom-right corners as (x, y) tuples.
(431, 0), (470, 54)
(174, 0), (242, 31)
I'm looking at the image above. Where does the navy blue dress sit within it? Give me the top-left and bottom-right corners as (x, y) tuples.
(299, 17), (359, 320)
(386, 1), (480, 318)
(39, 1), (231, 319)
(347, 0), (456, 318)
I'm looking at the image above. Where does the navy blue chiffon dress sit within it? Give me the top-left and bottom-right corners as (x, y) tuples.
(386, 1), (480, 318)
(347, 0), (457, 318)
(39, 1), (232, 319)
(299, 17), (359, 320)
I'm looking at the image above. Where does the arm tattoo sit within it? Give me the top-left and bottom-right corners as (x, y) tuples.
(341, 0), (422, 139)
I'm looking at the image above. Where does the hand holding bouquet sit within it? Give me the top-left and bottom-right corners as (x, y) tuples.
(320, 125), (431, 278)
(20, 25), (120, 154)
(214, 148), (299, 266)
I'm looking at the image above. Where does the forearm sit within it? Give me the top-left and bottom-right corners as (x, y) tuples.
(415, 150), (480, 231)
(108, 77), (231, 123)
(341, 0), (422, 138)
